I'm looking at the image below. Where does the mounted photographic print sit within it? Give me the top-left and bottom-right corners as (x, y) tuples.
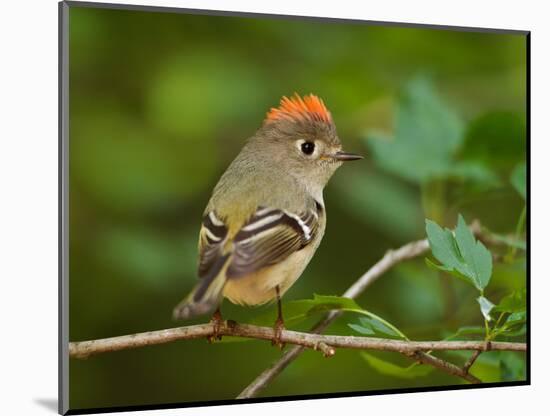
(59, 1), (529, 414)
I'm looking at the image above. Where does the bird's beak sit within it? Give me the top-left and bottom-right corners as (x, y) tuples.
(331, 151), (363, 161)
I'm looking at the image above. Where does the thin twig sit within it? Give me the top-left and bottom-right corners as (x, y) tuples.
(69, 320), (525, 360)
(314, 342), (336, 357)
(462, 350), (482, 374)
(460, 340), (492, 375)
(408, 352), (481, 384)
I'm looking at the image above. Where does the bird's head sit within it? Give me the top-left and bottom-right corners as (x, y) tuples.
(250, 93), (362, 191)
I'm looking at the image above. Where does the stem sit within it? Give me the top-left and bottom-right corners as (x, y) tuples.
(484, 318), (491, 341)
(480, 290), (491, 341)
(494, 312), (506, 331)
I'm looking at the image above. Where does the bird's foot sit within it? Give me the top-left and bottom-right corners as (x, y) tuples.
(271, 317), (286, 350)
(207, 309), (223, 343)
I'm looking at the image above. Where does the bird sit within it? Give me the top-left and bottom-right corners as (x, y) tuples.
(172, 93), (362, 346)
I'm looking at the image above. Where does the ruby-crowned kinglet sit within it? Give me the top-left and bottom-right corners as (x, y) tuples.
(173, 94), (362, 341)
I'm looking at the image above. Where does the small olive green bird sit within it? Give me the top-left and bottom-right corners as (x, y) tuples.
(173, 93), (362, 343)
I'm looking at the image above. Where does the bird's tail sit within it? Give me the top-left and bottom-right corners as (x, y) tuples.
(172, 253), (231, 320)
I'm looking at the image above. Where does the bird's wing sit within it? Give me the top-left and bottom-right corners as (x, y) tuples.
(226, 206), (319, 279)
(198, 211), (229, 278)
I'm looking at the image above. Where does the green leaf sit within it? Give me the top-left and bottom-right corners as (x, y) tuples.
(248, 294), (395, 330)
(494, 289), (526, 313)
(491, 311), (527, 339)
(361, 353), (434, 379)
(248, 294), (362, 328)
(305, 295), (362, 314)
(446, 326), (487, 340)
(425, 215), (493, 291)
(348, 316), (404, 339)
(247, 294), (406, 341)
(425, 258), (473, 287)
(348, 324), (375, 335)
(366, 76), (464, 184)
(505, 311), (527, 327)
(455, 215), (493, 290)
(511, 162), (527, 200)
(477, 296), (495, 321)
(425, 220), (465, 273)
(361, 317), (400, 337)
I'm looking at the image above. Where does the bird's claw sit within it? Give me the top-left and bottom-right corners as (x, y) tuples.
(271, 317), (286, 349)
(207, 309), (223, 343)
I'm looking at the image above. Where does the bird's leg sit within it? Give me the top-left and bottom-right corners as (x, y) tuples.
(271, 286), (286, 349)
(207, 306), (223, 343)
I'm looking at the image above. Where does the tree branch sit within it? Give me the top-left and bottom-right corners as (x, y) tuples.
(237, 236), (432, 398)
(237, 223), (500, 399)
(69, 320), (524, 360)
(68, 223), (518, 398)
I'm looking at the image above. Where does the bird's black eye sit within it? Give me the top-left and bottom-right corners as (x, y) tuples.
(301, 141), (315, 155)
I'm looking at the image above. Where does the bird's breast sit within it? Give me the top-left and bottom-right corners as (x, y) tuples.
(222, 219), (325, 306)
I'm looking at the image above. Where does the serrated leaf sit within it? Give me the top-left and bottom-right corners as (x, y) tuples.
(361, 352), (434, 379)
(245, 294), (407, 341)
(511, 162), (526, 200)
(425, 257), (476, 287)
(478, 296), (495, 321)
(425, 215), (493, 291)
(365, 76), (464, 184)
(455, 215), (492, 290)
(425, 220), (466, 274)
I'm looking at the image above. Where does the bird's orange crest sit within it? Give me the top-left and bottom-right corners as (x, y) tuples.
(265, 93), (332, 125)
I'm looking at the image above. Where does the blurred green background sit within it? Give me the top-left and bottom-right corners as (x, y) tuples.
(68, 5), (527, 411)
